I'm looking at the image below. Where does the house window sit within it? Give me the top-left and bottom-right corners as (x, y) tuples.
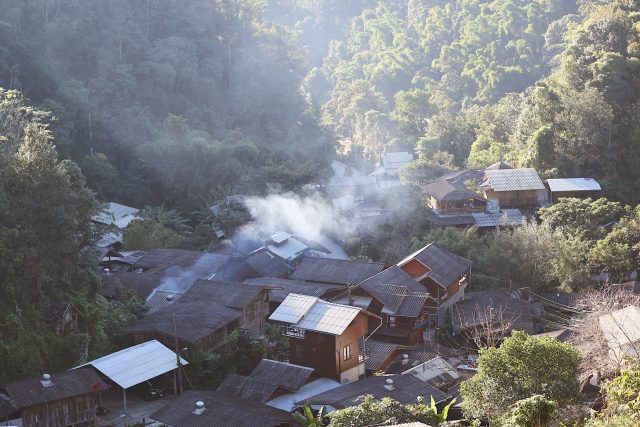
(343, 344), (352, 361)
(387, 316), (396, 327)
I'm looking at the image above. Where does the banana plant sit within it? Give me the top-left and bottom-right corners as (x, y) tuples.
(293, 404), (328, 427)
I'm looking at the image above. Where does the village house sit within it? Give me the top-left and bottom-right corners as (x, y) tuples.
(97, 248), (242, 301)
(0, 368), (107, 427)
(480, 168), (547, 209)
(150, 390), (294, 427)
(290, 256), (386, 287)
(423, 180), (487, 216)
(118, 280), (275, 351)
(269, 293), (381, 384)
(250, 232), (311, 266)
(452, 289), (537, 346)
(91, 202), (140, 249)
(397, 243), (472, 324)
(546, 178), (602, 203)
(218, 359), (314, 403)
(352, 266), (433, 346)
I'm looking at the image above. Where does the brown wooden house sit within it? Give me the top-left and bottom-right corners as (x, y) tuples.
(118, 280), (276, 352)
(0, 369), (107, 427)
(397, 243), (472, 326)
(353, 266), (434, 346)
(422, 180), (487, 215)
(269, 293), (380, 384)
(480, 168), (547, 209)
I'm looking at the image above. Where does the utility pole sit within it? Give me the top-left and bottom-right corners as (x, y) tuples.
(173, 315), (183, 395)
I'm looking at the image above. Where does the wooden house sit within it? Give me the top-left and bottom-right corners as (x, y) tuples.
(0, 369), (107, 427)
(354, 266), (434, 346)
(269, 294), (380, 384)
(546, 178), (602, 203)
(118, 280), (275, 352)
(422, 180), (487, 215)
(480, 168), (547, 209)
(397, 243), (472, 325)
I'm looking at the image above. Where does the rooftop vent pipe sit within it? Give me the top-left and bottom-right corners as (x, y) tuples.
(40, 374), (53, 387)
(192, 401), (206, 415)
(401, 354), (409, 365)
(383, 378), (395, 391)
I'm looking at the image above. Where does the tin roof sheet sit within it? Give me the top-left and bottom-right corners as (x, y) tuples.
(269, 294), (362, 335)
(291, 257), (385, 286)
(76, 340), (187, 389)
(472, 209), (524, 227)
(484, 168), (545, 191)
(547, 178), (601, 192)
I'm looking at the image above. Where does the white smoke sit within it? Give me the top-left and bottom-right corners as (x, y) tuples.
(242, 191), (349, 242)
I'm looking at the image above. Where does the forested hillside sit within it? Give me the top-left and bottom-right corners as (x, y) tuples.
(0, 0), (333, 212)
(305, 0), (640, 202)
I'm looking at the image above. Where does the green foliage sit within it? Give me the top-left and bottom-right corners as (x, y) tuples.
(498, 395), (558, 427)
(293, 404), (327, 427)
(326, 395), (441, 427)
(123, 219), (186, 251)
(460, 331), (580, 421)
(539, 198), (629, 239)
(600, 366), (640, 423)
(0, 0), (332, 212)
(184, 331), (265, 390)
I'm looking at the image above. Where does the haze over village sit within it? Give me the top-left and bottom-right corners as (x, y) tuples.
(2, 1), (640, 427)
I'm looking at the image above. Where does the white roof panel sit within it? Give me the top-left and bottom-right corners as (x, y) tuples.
(547, 178), (601, 193)
(401, 356), (460, 383)
(271, 231), (293, 244)
(268, 238), (308, 261)
(296, 301), (361, 335)
(268, 378), (341, 411)
(75, 340), (188, 389)
(92, 202), (140, 225)
(472, 209), (524, 227)
(270, 294), (319, 324)
(270, 293), (362, 335)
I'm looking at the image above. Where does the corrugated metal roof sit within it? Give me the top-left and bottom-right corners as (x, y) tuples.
(600, 306), (640, 347)
(398, 243), (472, 288)
(270, 232), (292, 244)
(472, 209), (524, 227)
(401, 357), (460, 384)
(547, 178), (601, 192)
(422, 180), (486, 202)
(218, 360), (314, 403)
(76, 340), (187, 389)
(145, 290), (182, 314)
(118, 301), (242, 343)
(0, 368), (107, 410)
(92, 202), (140, 225)
(358, 267), (428, 317)
(266, 378), (341, 411)
(301, 374), (449, 409)
(454, 290), (534, 334)
(245, 253), (289, 278)
(291, 257), (385, 285)
(245, 277), (341, 303)
(267, 237), (308, 261)
(150, 390), (294, 427)
(483, 168), (545, 191)
(269, 294), (362, 335)
(365, 340), (404, 372)
(181, 279), (270, 309)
